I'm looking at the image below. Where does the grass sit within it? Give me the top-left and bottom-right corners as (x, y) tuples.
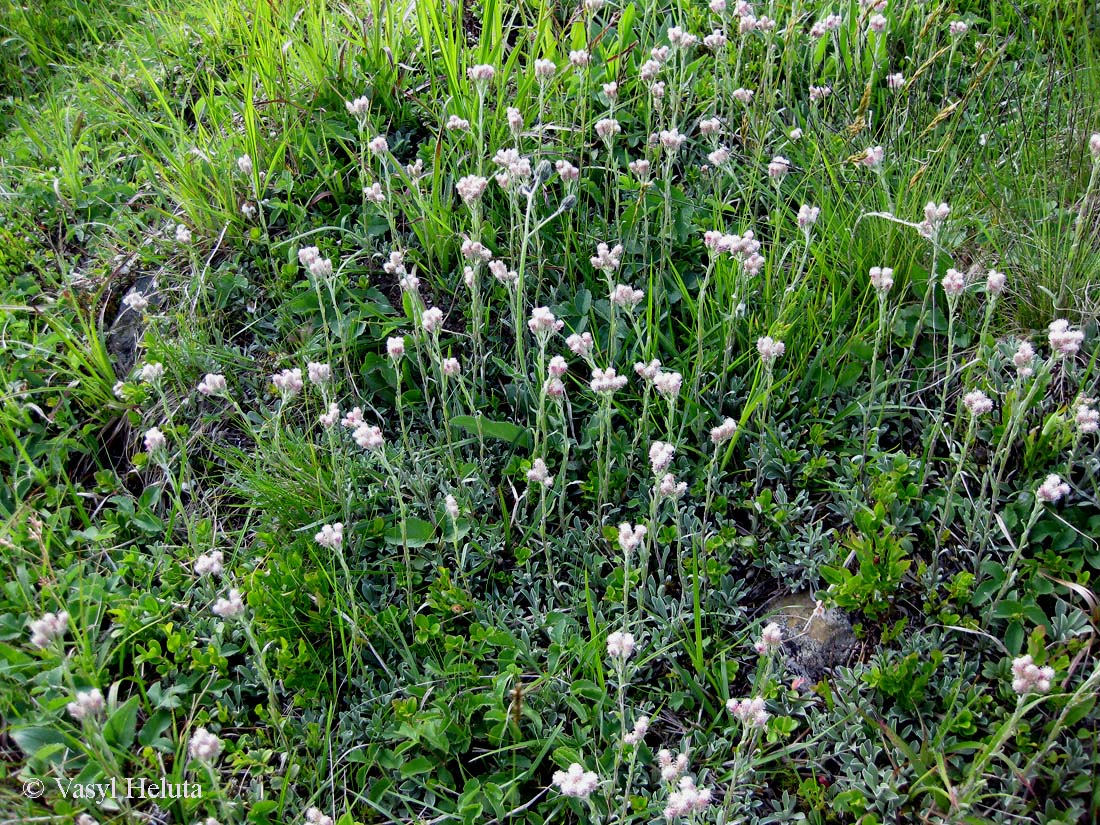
(1, 0), (1099, 823)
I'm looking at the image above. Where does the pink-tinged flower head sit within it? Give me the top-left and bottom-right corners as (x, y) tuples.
(273, 368), (304, 396)
(639, 59), (661, 82)
(421, 307), (444, 333)
(870, 266), (894, 294)
(668, 26), (698, 48)
(528, 307), (564, 337)
(623, 715), (650, 745)
(1036, 474), (1070, 503)
(606, 630), (636, 659)
(315, 523), (344, 550)
(630, 159), (652, 180)
(861, 145), (885, 168)
(567, 332), (595, 357)
(617, 522), (648, 554)
(596, 118), (622, 141)
(634, 359), (662, 382)
(726, 696), (769, 727)
(809, 85), (833, 104)
(711, 417), (738, 443)
(461, 239), (493, 263)
(659, 472), (688, 498)
(319, 402), (340, 428)
(797, 204), (820, 228)
(651, 128), (677, 152)
(610, 283), (645, 308)
(492, 148), (532, 181)
(942, 268), (966, 297)
(1013, 340), (1035, 377)
(506, 106), (523, 134)
(363, 182), (385, 203)
(754, 622), (783, 655)
(591, 242), (624, 272)
(924, 201), (951, 228)
(810, 14), (842, 38)
(341, 407), (364, 428)
(743, 252), (766, 275)
(346, 96), (370, 117)
(307, 362), (332, 385)
(664, 776), (712, 819)
(699, 117), (722, 136)
(949, 20), (969, 36)
(544, 377), (566, 398)
(29, 611), (68, 649)
(887, 72), (905, 89)
(1090, 133), (1100, 159)
(584, 0), (605, 12)
(657, 749), (690, 781)
(756, 13), (777, 30)
(732, 87), (755, 104)
(456, 175), (488, 204)
(237, 154), (253, 176)
(556, 159), (579, 181)
(1076, 399), (1099, 434)
(552, 763), (599, 799)
(869, 13), (887, 33)
(704, 29), (728, 50)
(548, 355), (569, 377)
(197, 373), (227, 397)
(175, 224), (192, 244)
(654, 371), (682, 397)
(441, 357), (461, 376)
(986, 269), (1007, 294)
(67, 688), (105, 721)
(963, 390), (993, 416)
(308, 256), (334, 278)
(445, 494), (460, 520)
(527, 458), (554, 487)
(789, 126), (803, 140)
(710, 0), (727, 12)
(304, 808), (334, 825)
(1011, 654), (1055, 695)
(708, 147), (731, 166)
(591, 367), (628, 393)
(468, 64), (496, 84)
(569, 49), (590, 67)
(489, 260), (518, 285)
(445, 114), (470, 131)
(767, 155), (790, 179)
(212, 588), (245, 619)
(649, 440), (675, 474)
(144, 427), (167, 453)
(189, 727), (223, 762)
(367, 135), (388, 155)
(386, 336), (405, 360)
(757, 336), (785, 363)
(353, 423), (384, 450)
(534, 58), (556, 79)
(1048, 319), (1084, 356)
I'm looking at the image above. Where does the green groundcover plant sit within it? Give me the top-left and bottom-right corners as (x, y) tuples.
(1, 0), (1099, 823)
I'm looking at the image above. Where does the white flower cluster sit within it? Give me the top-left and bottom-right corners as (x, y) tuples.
(1011, 655), (1054, 696)
(29, 611), (68, 649)
(552, 763), (599, 798)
